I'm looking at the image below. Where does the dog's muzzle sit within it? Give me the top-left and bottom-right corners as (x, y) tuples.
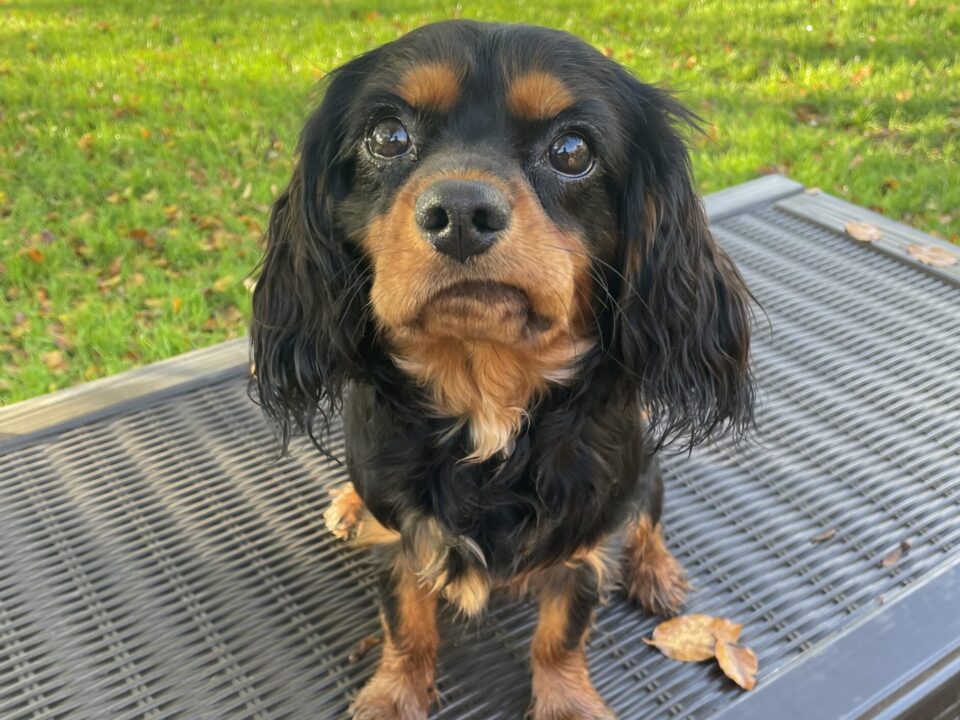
(414, 179), (511, 263)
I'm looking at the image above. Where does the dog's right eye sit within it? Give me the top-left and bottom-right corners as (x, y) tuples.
(367, 117), (412, 158)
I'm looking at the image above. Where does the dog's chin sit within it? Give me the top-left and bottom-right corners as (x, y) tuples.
(414, 280), (554, 345)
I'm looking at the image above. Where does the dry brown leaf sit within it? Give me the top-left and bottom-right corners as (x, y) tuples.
(644, 614), (742, 662)
(811, 527), (837, 544)
(70, 211), (94, 226)
(42, 350), (67, 372)
(845, 221), (881, 243)
(881, 546), (902, 567)
(906, 243), (957, 268)
(794, 103), (823, 125)
(881, 538), (913, 568)
(716, 641), (758, 690)
(212, 275), (234, 293)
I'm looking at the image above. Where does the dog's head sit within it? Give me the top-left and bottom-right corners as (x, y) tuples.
(252, 20), (753, 451)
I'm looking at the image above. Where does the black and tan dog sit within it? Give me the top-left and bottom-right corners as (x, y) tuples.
(251, 20), (753, 720)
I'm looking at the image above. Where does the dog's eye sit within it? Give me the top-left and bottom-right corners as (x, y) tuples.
(367, 117), (412, 158)
(548, 133), (593, 177)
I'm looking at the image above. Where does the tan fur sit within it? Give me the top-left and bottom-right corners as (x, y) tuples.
(504, 542), (615, 601)
(351, 561), (439, 720)
(362, 169), (594, 461)
(506, 71), (575, 120)
(397, 62), (463, 112)
(441, 567), (491, 617)
(324, 483), (401, 546)
(565, 544), (616, 596)
(394, 334), (590, 461)
(407, 517), (492, 616)
(622, 515), (689, 615)
(528, 594), (614, 720)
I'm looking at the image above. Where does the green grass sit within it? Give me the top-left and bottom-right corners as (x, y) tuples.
(2, 0), (958, 404)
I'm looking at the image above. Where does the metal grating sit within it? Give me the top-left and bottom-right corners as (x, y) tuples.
(2, 184), (959, 719)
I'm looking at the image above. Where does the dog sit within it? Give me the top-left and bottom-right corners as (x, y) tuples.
(251, 20), (753, 720)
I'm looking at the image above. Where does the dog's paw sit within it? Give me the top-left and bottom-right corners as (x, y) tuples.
(622, 518), (690, 616)
(349, 675), (433, 720)
(323, 482), (364, 541)
(623, 548), (689, 616)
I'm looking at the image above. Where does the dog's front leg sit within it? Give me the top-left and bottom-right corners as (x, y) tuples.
(351, 548), (439, 720)
(527, 556), (616, 720)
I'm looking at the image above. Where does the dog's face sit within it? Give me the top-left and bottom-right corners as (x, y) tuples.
(338, 27), (625, 354)
(253, 20), (753, 451)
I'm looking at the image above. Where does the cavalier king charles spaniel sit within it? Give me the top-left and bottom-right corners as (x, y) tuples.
(251, 20), (753, 720)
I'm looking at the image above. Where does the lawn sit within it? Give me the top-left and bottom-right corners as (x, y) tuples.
(1, 0), (957, 404)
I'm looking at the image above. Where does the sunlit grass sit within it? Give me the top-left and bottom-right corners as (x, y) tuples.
(1, 0), (957, 403)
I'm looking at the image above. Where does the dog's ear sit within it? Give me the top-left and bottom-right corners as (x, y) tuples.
(608, 73), (754, 449)
(250, 54), (375, 452)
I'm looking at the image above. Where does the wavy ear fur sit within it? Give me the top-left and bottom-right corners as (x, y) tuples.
(609, 73), (754, 450)
(250, 54), (377, 452)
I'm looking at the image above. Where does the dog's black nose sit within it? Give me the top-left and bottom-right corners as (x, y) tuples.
(415, 180), (510, 263)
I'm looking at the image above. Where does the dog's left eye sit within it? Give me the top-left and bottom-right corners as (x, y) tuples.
(548, 133), (593, 177)
(367, 117), (412, 158)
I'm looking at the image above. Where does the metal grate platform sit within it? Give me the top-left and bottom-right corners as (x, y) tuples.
(2, 176), (959, 720)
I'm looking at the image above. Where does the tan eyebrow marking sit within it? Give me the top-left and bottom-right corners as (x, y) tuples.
(506, 71), (575, 120)
(396, 62), (462, 112)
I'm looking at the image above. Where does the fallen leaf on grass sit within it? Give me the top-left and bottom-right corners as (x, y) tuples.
(22, 248), (45, 264)
(794, 103), (824, 126)
(906, 244), (957, 268)
(70, 211), (94, 226)
(212, 275), (234, 293)
(716, 641), (758, 691)
(845, 221), (881, 243)
(644, 614), (742, 662)
(811, 527), (837, 544)
(42, 350), (67, 372)
(646, 614), (758, 690)
(348, 634), (382, 664)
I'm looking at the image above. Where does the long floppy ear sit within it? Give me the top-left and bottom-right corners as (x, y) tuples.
(609, 75), (754, 450)
(250, 55), (376, 452)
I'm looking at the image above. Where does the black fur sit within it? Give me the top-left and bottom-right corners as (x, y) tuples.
(250, 16), (753, 621)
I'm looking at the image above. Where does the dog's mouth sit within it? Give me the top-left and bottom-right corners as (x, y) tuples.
(414, 280), (553, 340)
(433, 280), (527, 306)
